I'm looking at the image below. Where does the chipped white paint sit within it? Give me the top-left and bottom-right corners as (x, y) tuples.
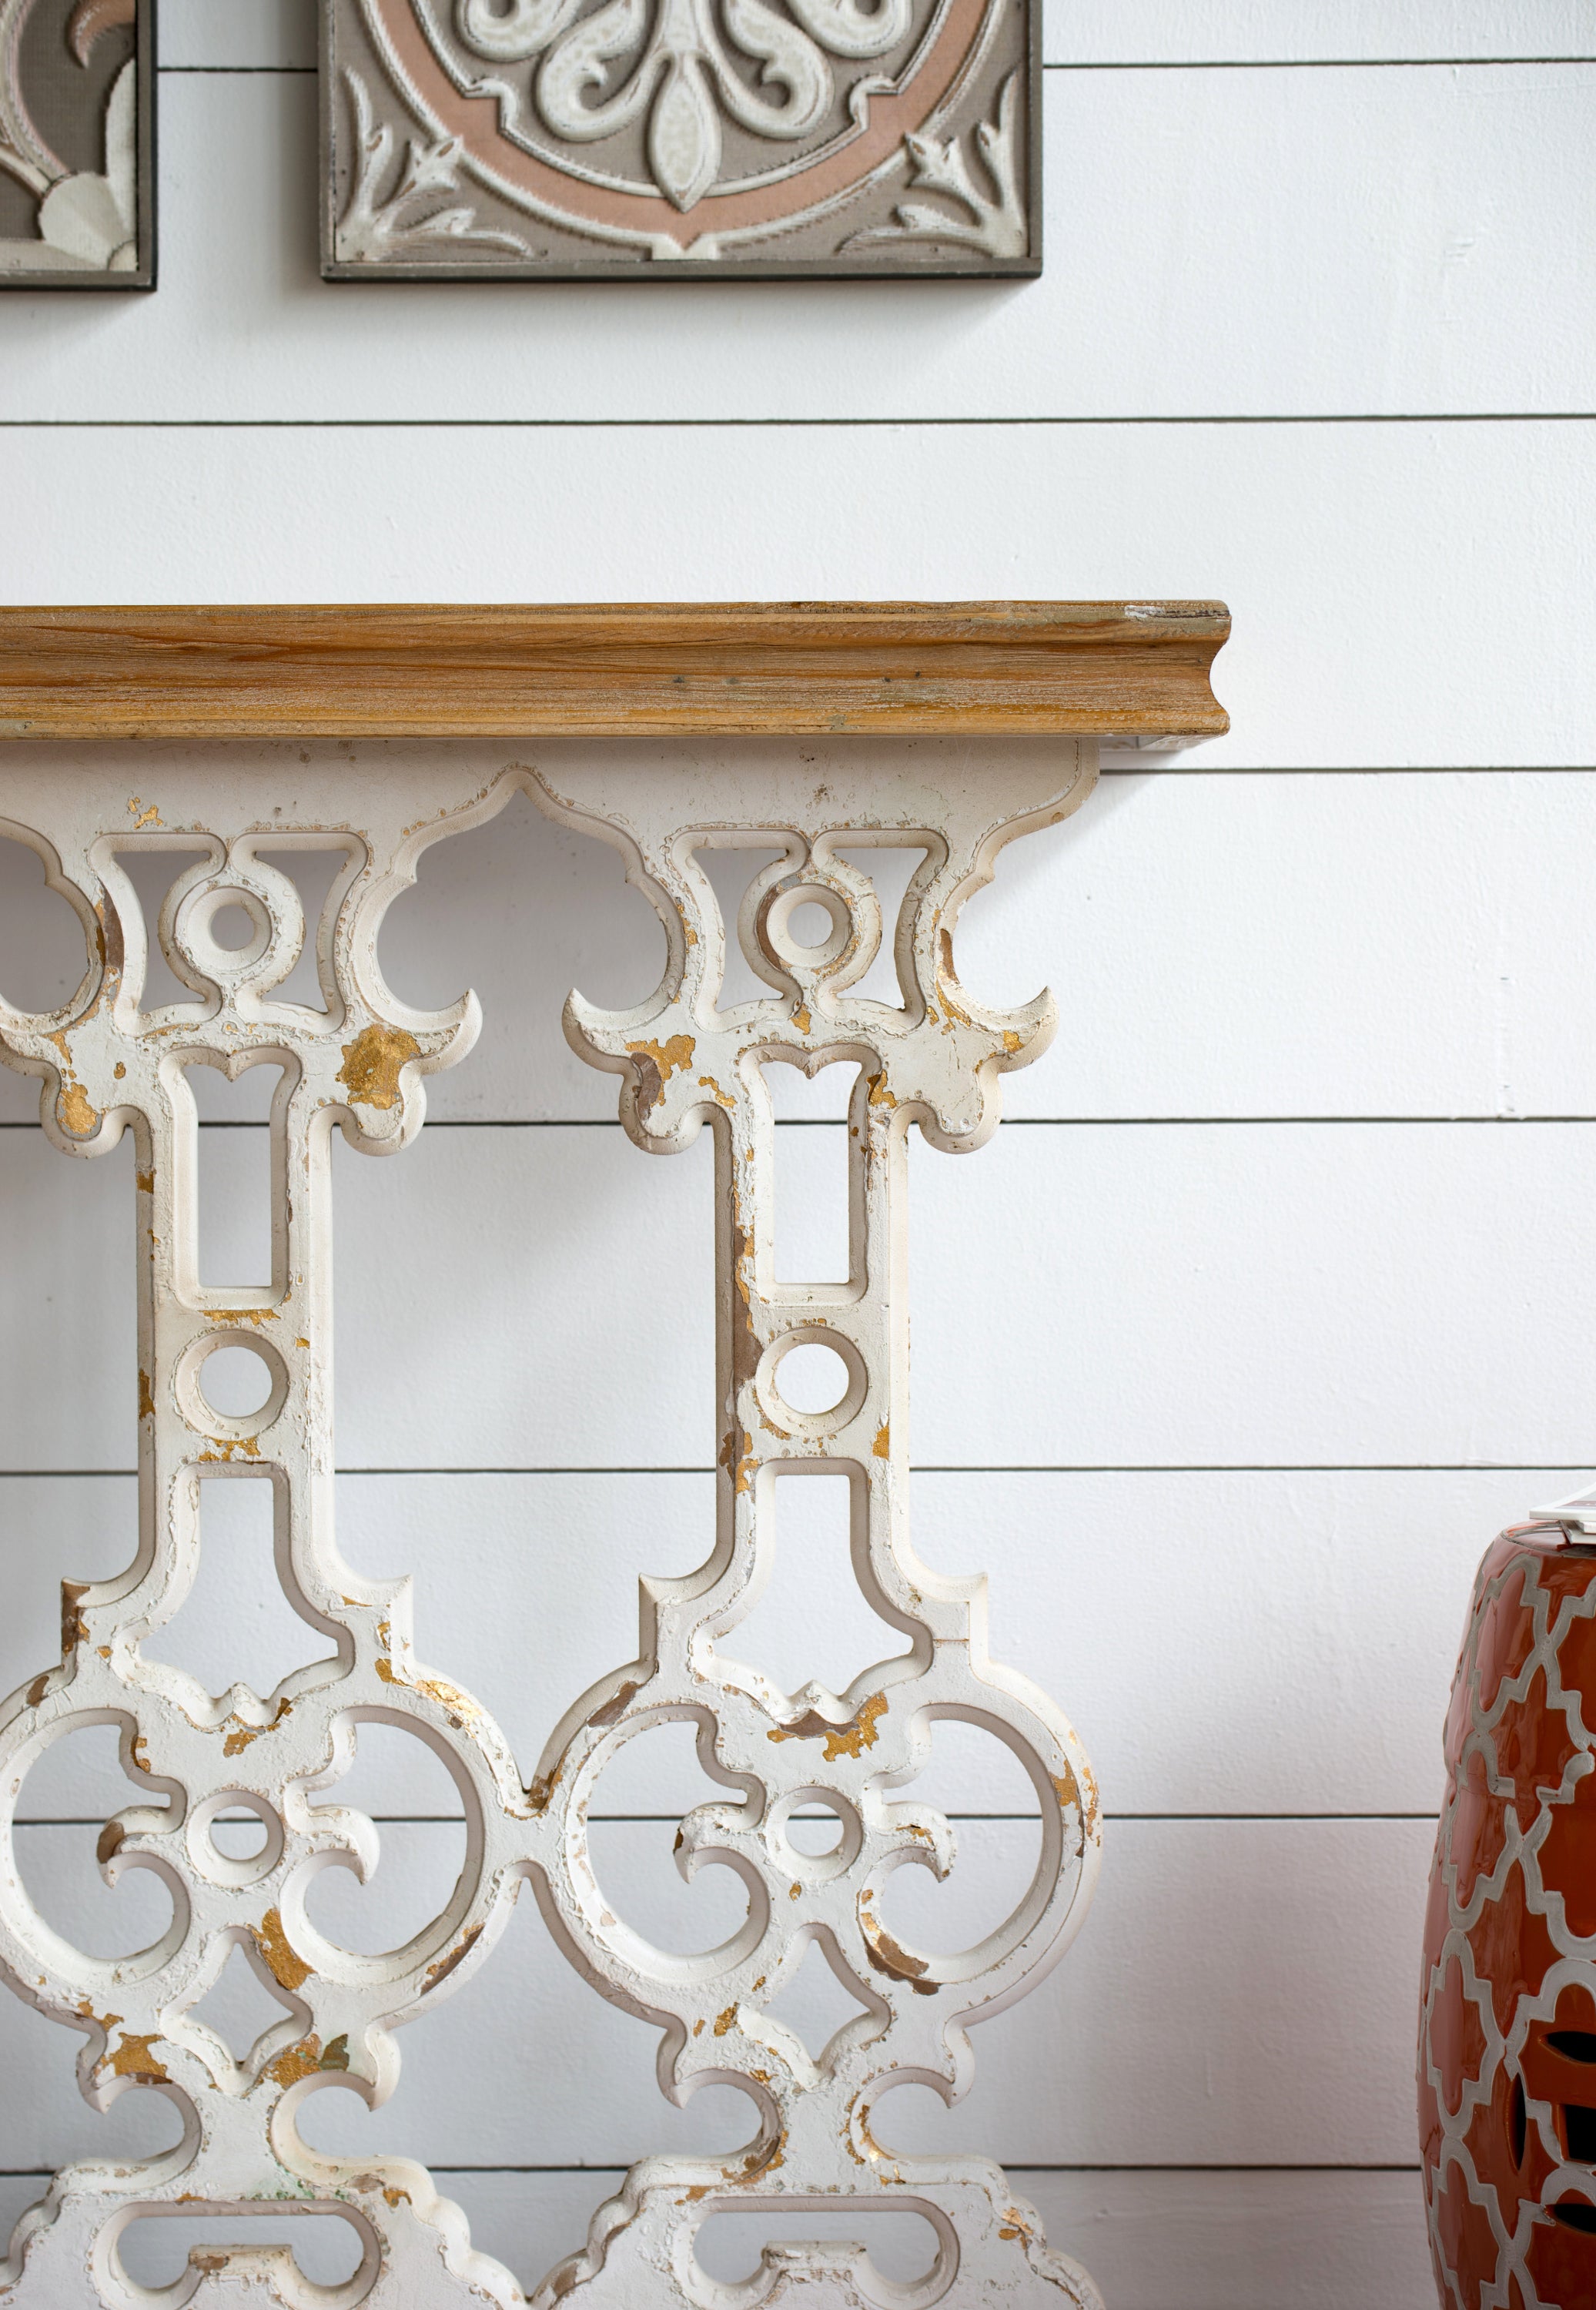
(523, 741), (1104, 2308)
(0, 736), (1102, 2306)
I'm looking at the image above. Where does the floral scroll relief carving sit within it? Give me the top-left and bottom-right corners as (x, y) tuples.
(0, 737), (1104, 2308)
(0, 0), (146, 282)
(326, 0), (1034, 276)
(849, 70), (1026, 258)
(456, 0), (911, 214)
(337, 68), (534, 263)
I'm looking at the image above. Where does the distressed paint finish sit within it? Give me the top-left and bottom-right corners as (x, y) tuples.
(0, 733), (1102, 2306)
(524, 738), (1103, 2307)
(0, 751), (529, 2308)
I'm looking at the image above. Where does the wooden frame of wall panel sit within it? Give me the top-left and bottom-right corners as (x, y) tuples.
(322, 0), (1041, 283)
(0, 601), (1230, 740)
(0, 0), (154, 290)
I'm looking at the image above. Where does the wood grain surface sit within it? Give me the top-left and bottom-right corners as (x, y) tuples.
(0, 602), (1230, 740)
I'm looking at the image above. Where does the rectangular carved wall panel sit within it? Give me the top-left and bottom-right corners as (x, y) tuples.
(0, 0), (152, 286)
(323, 0), (1038, 278)
(0, 606), (1228, 2308)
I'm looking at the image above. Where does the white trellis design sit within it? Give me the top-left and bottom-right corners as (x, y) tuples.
(0, 604), (1227, 2310)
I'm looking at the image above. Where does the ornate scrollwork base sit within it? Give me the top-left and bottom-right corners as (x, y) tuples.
(0, 733), (1102, 2308)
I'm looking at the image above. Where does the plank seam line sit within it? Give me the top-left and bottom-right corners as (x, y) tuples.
(8, 1811), (1440, 1826)
(418, 2162), (1429, 2174)
(8, 761), (1594, 788)
(1039, 56), (1595, 71)
(5, 1464), (1588, 1478)
(12, 1113), (1596, 1130)
(2, 413), (1592, 430)
(0, 2164), (1425, 2176)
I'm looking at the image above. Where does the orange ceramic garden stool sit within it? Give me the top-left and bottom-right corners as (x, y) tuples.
(1421, 1509), (1596, 2307)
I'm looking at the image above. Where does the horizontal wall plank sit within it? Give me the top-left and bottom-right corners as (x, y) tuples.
(0, 1467), (1529, 1819)
(0, 426), (1587, 769)
(913, 1119), (1596, 1466)
(6, 72), (1593, 423)
(10, 766), (1591, 1127)
(160, 0), (318, 70)
(5, 1120), (1596, 1470)
(152, 0), (1596, 75)
(949, 768), (1596, 1122)
(0, 2164), (1436, 2308)
(258, 1116), (1596, 1466)
(0, 1816), (1433, 2170)
(1052, 1), (1596, 65)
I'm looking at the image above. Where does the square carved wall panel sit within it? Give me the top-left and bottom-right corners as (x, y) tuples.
(0, 0), (152, 286)
(322, 0), (1038, 278)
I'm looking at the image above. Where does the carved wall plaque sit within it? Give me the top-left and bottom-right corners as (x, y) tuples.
(0, 604), (1229, 2308)
(0, 0), (152, 286)
(323, 0), (1038, 278)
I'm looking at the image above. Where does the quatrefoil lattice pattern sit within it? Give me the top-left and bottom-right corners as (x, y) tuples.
(0, 738), (1102, 2309)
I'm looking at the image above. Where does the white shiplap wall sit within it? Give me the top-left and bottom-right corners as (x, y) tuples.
(2, 5), (1594, 2303)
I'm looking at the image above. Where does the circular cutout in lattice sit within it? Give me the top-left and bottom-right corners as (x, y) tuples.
(755, 1328), (867, 1440)
(179, 884), (273, 974)
(788, 1806), (846, 1856)
(188, 1791), (285, 1889)
(165, 858), (306, 999)
(199, 1346), (274, 1419)
(771, 1342), (852, 1417)
(209, 904), (260, 953)
(764, 884), (854, 972)
(175, 1331), (289, 1444)
(768, 1786), (863, 1882)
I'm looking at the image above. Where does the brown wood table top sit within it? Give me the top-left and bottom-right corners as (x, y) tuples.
(0, 601), (1230, 742)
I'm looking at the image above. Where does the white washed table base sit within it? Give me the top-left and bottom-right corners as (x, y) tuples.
(0, 738), (1102, 2309)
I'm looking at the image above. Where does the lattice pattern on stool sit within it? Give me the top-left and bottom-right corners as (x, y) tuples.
(1422, 1522), (1596, 2309)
